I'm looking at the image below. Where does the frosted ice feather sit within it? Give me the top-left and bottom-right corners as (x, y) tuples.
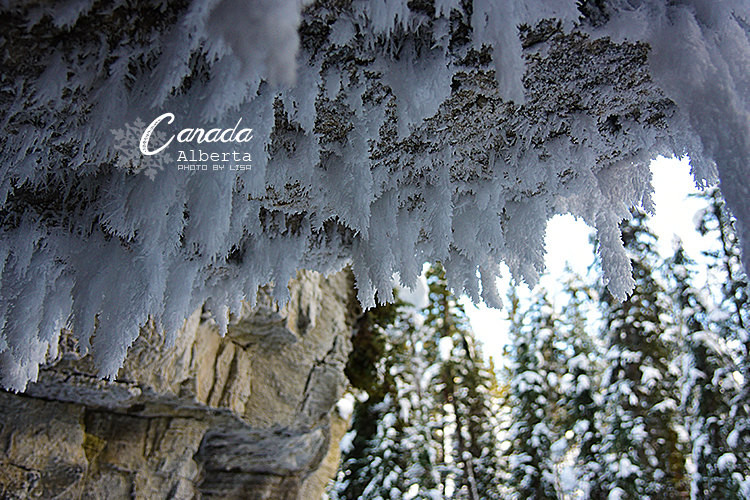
(1, 0), (750, 390)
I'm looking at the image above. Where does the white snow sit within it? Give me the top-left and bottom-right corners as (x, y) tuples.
(718, 453), (738, 472)
(616, 457), (639, 478)
(640, 365), (663, 389)
(550, 436), (569, 461)
(339, 430), (356, 454)
(336, 393), (356, 420)
(608, 487), (626, 500)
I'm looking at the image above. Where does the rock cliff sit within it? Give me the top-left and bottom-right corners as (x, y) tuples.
(0, 270), (357, 499)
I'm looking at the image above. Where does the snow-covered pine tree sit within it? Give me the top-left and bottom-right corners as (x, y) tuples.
(334, 298), (399, 499)
(460, 352), (504, 500)
(333, 295), (443, 499)
(596, 211), (688, 498)
(669, 244), (746, 498)
(693, 188), (750, 496)
(695, 188), (750, 350)
(504, 288), (561, 499)
(334, 391), (409, 500)
(3, 1), (750, 389)
(333, 266), (504, 499)
(555, 273), (607, 500)
(422, 264), (503, 499)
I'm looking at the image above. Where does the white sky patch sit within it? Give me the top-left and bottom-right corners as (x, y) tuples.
(649, 156), (715, 260)
(463, 299), (511, 364)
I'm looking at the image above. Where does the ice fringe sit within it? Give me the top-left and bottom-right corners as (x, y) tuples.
(0, 0), (748, 390)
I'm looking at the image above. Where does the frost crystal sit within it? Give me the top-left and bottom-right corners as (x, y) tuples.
(1, 0), (749, 389)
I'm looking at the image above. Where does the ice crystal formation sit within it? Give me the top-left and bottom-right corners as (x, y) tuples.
(1, 0), (749, 389)
(110, 118), (172, 180)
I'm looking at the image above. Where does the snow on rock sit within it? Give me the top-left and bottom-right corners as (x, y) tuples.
(1, 1), (749, 389)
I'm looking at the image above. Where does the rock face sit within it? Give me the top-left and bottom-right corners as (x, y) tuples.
(0, 270), (357, 499)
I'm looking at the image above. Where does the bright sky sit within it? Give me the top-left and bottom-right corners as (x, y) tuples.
(464, 156), (712, 361)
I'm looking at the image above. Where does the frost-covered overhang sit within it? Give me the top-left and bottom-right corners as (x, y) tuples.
(0, 0), (748, 390)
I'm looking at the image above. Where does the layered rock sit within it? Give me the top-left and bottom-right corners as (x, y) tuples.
(0, 270), (357, 499)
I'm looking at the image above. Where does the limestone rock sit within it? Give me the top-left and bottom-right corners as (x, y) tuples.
(0, 270), (357, 499)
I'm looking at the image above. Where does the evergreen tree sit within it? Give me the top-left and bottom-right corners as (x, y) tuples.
(333, 266), (503, 499)
(695, 188), (750, 349)
(504, 288), (561, 499)
(333, 294), (443, 499)
(669, 244), (745, 498)
(693, 188), (750, 494)
(556, 274), (607, 500)
(596, 211), (688, 498)
(332, 297), (409, 499)
(423, 264), (504, 499)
